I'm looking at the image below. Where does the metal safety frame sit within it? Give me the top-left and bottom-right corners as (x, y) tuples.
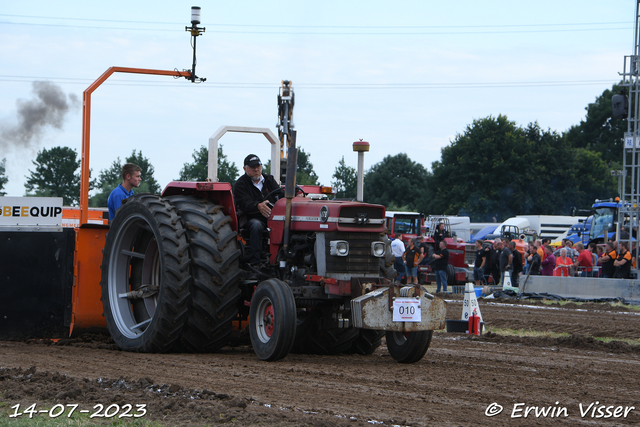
(618, 0), (640, 275)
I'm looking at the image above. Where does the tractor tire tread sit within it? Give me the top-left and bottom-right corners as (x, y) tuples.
(167, 196), (242, 353)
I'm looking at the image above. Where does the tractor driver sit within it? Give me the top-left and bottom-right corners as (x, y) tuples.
(107, 163), (142, 221)
(433, 222), (449, 248)
(233, 154), (280, 266)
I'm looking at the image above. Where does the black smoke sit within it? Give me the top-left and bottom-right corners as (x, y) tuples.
(1, 81), (79, 150)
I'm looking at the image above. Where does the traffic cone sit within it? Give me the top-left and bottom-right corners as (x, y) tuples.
(504, 271), (512, 287)
(502, 271), (519, 293)
(462, 282), (483, 323)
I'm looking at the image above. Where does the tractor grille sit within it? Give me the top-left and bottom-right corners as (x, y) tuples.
(465, 243), (476, 266)
(324, 231), (381, 276)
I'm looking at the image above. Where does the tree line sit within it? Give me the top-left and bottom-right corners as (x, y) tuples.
(376, 117), (617, 222)
(341, 84), (623, 221)
(0, 83), (624, 221)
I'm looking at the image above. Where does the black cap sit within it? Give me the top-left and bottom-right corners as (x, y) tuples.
(244, 154), (262, 167)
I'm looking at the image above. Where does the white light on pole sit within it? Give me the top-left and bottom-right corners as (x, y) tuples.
(191, 6), (201, 25)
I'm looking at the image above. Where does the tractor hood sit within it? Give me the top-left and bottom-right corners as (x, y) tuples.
(268, 197), (386, 245)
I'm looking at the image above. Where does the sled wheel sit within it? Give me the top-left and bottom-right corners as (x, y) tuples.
(167, 196), (242, 352)
(101, 194), (190, 352)
(350, 329), (385, 355)
(249, 278), (296, 361)
(380, 234), (397, 281)
(386, 330), (433, 364)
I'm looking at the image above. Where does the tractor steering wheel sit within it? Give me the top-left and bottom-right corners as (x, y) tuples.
(264, 187), (285, 202)
(295, 185), (307, 197)
(263, 185), (306, 204)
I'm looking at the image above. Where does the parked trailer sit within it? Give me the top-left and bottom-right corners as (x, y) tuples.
(515, 215), (585, 240)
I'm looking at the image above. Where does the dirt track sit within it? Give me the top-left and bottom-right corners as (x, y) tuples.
(1, 297), (640, 426)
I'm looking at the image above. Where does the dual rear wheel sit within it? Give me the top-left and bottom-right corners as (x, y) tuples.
(101, 194), (240, 353)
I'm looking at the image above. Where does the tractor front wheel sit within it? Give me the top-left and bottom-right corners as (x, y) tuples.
(386, 330), (433, 363)
(249, 278), (297, 361)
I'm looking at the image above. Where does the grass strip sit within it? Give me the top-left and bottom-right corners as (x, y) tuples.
(532, 299), (640, 311)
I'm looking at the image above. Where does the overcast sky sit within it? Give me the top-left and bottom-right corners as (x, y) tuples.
(0, 1), (634, 199)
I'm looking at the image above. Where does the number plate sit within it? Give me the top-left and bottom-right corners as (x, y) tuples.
(392, 298), (421, 322)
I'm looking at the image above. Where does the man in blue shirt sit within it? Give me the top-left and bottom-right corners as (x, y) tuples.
(107, 163), (142, 221)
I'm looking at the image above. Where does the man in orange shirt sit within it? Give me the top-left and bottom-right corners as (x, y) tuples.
(540, 238), (551, 260)
(601, 241), (617, 278)
(535, 240), (545, 261)
(574, 242), (593, 277)
(614, 241), (632, 279)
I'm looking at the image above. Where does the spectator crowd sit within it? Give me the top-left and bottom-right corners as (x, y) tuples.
(390, 229), (635, 294)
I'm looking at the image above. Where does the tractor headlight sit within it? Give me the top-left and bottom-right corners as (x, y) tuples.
(330, 240), (349, 256)
(371, 241), (385, 257)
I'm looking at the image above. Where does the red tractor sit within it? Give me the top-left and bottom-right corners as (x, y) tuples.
(385, 213), (472, 287)
(95, 127), (445, 363)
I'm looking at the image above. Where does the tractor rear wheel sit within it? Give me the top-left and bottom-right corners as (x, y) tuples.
(350, 329), (384, 355)
(290, 307), (362, 355)
(249, 278), (297, 361)
(307, 327), (360, 354)
(167, 196), (242, 352)
(386, 330), (433, 363)
(100, 194), (190, 352)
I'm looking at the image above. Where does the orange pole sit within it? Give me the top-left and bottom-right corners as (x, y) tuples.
(79, 67), (191, 225)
